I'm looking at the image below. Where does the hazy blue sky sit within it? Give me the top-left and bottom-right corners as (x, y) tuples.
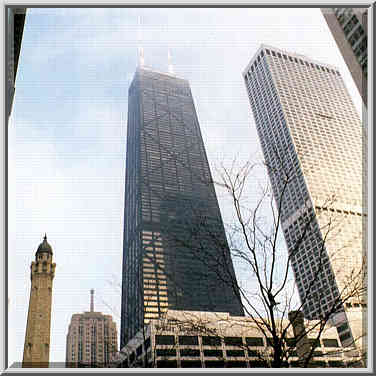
(8, 7), (362, 364)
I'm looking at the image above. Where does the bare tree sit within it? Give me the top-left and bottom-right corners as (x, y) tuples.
(167, 156), (366, 368)
(107, 153), (366, 368)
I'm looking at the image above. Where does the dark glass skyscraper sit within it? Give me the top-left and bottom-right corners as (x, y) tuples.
(121, 67), (243, 347)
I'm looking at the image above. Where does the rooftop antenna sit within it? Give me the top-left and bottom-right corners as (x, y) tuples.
(137, 15), (144, 68)
(90, 289), (94, 312)
(168, 48), (174, 75)
(166, 20), (174, 75)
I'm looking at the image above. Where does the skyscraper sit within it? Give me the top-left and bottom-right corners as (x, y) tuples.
(321, 8), (367, 106)
(242, 45), (365, 348)
(7, 7), (26, 119)
(65, 290), (118, 367)
(23, 235), (56, 367)
(121, 66), (243, 347)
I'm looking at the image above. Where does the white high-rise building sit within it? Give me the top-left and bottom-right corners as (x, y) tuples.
(242, 45), (365, 349)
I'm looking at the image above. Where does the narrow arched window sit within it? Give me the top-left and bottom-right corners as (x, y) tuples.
(26, 343), (32, 356)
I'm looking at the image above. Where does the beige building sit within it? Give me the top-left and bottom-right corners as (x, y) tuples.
(22, 235), (56, 368)
(321, 8), (368, 106)
(112, 310), (362, 368)
(243, 45), (365, 349)
(65, 290), (118, 367)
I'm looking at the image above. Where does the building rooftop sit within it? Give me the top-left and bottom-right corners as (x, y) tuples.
(243, 44), (340, 76)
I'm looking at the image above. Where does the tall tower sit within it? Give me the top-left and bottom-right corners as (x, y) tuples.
(65, 290), (118, 368)
(23, 235), (56, 367)
(121, 67), (244, 347)
(242, 45), (365, 348)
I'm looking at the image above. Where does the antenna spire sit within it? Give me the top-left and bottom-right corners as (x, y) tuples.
(90, 289), (94, 312)
(139, 47), (145, 68)
(138, 16), (144, 67)
(168, 48), (174, 75)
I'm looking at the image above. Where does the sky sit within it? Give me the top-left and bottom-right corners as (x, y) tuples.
(7, 7), (362, 364)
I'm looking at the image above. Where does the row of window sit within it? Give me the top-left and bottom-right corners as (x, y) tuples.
(123, 335), (341, 368)
(153, 358), (347, 368)
(156, 348), (251, 357)
(155, 335), (338, 348)
(155, 347), (337, 358)
(247, 49), (340, 78)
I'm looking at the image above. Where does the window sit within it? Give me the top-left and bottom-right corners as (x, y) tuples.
(309, 360), (327, 367)
(226, 350), (245, 357)
(248, 349), (260, 356)
(250, 360), (268, 367)
(204, 349), (223, 357)
(156, 335), (175, 345)
(181, 360), (202, 367)
(227, 360), (247, 367)
(224, 337), (243, 346)
(290, 361), (300, 367)
(337, 323), (348, 333)
(180, 349), (200, 357)
(205, 360), (225, 368)
(246, 337), (263, 346)
(339, 332), (351, 342)
(202, 336), (221, 346)
(322, 338), (339, 347)
(179, 335), (198, 345)
(156, 349), (176, 357)
(156, 360), (177, 367)
(328, 360), (345, 367)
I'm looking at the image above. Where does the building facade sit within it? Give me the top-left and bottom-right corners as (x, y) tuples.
(242, 45), (365, 348)
(321, 8), (367, 105)
(7, 7), (26, 119)
(113, 310), (361, 368)
(121, 67), (244, 347)
(65, 290), (118, 367)
(23, 235), (56, 367)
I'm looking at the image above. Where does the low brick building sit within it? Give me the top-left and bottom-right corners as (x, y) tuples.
(112, 310), (362, 368)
